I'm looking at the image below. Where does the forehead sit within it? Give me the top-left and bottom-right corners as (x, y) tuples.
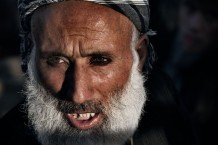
(31, 1), (133, 37)
(30, 1), (134, 54)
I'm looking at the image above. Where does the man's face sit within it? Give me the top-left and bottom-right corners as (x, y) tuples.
(179, 1), (218, 52)
(26, 1), (146, 145)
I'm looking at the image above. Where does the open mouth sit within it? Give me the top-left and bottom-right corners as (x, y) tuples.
(67, 112), (102, 130)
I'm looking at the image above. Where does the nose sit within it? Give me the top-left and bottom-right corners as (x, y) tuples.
(64, 63), (94, 104)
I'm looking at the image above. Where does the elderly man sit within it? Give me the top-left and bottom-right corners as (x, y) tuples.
(18, 0), (154, 145)
(0, 0), (196, 145)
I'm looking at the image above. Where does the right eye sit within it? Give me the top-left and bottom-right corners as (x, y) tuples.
(47, 56), (70, 67)
(89, 55), (112, 66)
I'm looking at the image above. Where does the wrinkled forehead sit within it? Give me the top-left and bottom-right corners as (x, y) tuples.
(18, 0), (150, 33)
(30, 1), (134, 47)
(31, 1), (133, 33)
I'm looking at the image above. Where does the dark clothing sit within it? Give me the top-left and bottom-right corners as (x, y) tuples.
(175, 49), (218, 145)
(162, 34), (218, 145)
(135, 67), (197, 145)
(0, 67), (196, 145)
(0, 101), (39, 145)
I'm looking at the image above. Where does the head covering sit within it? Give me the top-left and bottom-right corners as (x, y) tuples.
(18, 0), (156, 73)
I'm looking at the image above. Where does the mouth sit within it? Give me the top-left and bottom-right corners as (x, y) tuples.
(66, 112), (103, 130)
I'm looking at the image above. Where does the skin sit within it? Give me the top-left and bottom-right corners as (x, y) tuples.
(30, 1), (147, 123)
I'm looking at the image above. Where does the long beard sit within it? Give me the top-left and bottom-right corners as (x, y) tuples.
(24, 54), (147, 145)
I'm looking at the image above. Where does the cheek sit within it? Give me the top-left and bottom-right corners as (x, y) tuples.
(36, 60), (65, 94)
(92, 58), (133, 98)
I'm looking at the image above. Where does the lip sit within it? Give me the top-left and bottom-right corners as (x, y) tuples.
(66, 113), (103, 130)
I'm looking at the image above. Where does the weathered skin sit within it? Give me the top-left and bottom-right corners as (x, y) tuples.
(30, 0), (147, 128)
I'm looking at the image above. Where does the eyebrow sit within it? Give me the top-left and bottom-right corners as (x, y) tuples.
(84, 51), (115, 58)
(39, 49), (115, 59)
(39, 51), (70, 59)
(78, 47), (116, 59)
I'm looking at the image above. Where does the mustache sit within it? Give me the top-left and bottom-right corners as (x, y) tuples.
(57, 100), (106, 114)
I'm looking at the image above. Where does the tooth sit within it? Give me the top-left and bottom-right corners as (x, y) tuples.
(90, 113), (95, 117)
(73, 113), (97, 120)
(72, 113), (78, 119)
(87, 113), (91, 118)
(80, 114), (83, 118)
(76, 113), (89, 120)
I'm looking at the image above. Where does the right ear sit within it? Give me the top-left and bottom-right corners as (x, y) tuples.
(135, 34), (149, 72)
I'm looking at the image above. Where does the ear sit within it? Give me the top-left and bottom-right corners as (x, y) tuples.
(135, 34), (149, 72)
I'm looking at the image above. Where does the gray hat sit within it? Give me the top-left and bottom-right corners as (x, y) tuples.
(18, 0), (156, 73)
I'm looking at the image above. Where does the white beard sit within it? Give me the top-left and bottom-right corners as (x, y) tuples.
(24, 49), (147, 145)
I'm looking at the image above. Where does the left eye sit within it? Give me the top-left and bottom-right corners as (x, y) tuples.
(90, 55), (111, 66)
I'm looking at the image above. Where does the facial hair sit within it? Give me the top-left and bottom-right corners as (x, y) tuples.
(24, 50), (147, 145)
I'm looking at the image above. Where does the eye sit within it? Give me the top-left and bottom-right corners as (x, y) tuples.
(89, 55), (112, 66)
(47, 56), (70, 67)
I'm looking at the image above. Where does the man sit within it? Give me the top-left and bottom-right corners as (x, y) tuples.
(18, 0), (155, 145)
(0, 0), (195, 145)
(161, 0), (218, 144)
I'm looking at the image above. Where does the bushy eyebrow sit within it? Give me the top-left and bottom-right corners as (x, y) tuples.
(39, 51), (70, 59)
(38, 49), (115, 60)
(82, 51), (114, 58)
